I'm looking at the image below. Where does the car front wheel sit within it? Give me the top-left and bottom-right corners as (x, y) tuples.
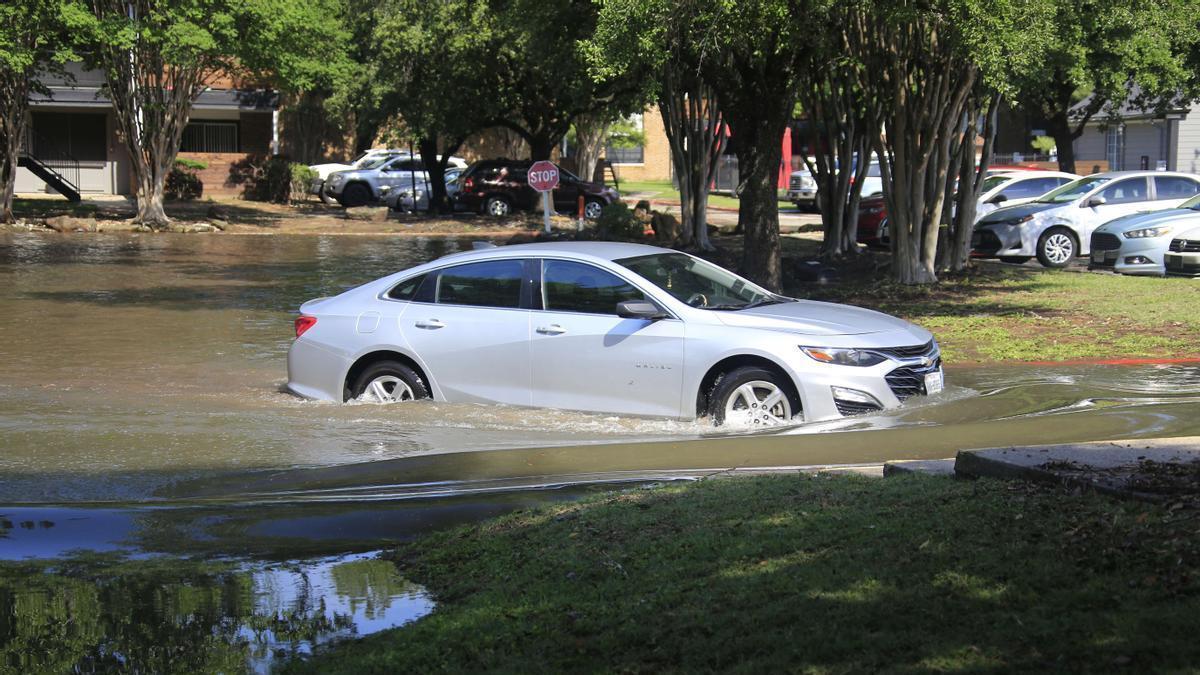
(1036, 227), (1077, 268)
(340, 183), (372, 208)
(349, 361), (430, 404)
(707, 366), (800, 427)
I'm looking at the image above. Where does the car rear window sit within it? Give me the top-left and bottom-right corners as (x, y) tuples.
(387, 274), (426, 301)
(434, 260), (524, 308)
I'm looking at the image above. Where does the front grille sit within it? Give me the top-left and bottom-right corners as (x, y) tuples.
(1090, 232), (1122, 251)
(789, 177), (802, 190)
(885, 359), (942, 401)
(874, 341), (936, 359)
(835, 399), (883, 416)
(1169, 238), (1200, 252)
(973, 229), (1002, 254)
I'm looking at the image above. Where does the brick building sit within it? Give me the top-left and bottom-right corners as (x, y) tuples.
(16, 64), (278, 199)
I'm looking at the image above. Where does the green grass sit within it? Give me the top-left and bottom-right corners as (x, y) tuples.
(288, 474), (1200, 673)
(620, 179), (790, 211)
(795, 264), (1200, 363)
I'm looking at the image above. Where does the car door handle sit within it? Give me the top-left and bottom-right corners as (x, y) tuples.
(415, 319), (445, 329)
(536, 324), (567, 335)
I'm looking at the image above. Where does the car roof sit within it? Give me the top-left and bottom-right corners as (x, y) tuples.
(437, 241), (671, 265)
(1086, 170), (1198, 179)
(993, 170), (1078, 179)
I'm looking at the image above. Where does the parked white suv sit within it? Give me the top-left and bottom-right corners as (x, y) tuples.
(972, 171), (1200, 267)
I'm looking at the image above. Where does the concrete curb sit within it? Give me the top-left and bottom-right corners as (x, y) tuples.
(883, 459), (956, 477)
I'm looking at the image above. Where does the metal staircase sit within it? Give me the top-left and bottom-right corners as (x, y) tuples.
(18, 129), (81, 203)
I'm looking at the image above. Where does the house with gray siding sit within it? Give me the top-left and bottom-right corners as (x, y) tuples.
(1071, 93), (1198, 175)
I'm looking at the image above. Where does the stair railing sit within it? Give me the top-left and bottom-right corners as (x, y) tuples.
(21, 127), (82, 195)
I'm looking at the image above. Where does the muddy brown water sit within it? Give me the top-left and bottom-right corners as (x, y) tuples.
(2, 232), (1199, 506)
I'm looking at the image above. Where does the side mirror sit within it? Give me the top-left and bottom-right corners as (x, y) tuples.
(988, 193), (1007, 205)
(1086, 196), (1107, 208)
(616, 300), (665, 320)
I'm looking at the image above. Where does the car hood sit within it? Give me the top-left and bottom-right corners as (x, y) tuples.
(977, 201), (1061, 225)
(309, 163), (354, 180)
(1094, 208), (1200, 233)
(712, 299), (926, 338)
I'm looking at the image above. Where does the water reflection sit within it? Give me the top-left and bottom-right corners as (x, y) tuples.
(0, 552), (430, 674)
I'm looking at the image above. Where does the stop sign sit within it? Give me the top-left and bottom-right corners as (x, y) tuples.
(528, 161), (560, 192)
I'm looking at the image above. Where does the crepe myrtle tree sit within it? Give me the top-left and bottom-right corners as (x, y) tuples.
(587, 0), (728, 252)
(852, 0), (1049, 284)
(0, 0), (90, 223)
(85, 0), (348, 228)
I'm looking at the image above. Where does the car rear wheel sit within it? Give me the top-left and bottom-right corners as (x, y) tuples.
(485, 196), (512, 217)
(340, 183), (372, 208)
(350, 361), (430, 404)
(1036, 227), (1077, 268)
(707, 366), (800, 427)
(584, 199), (604, 220)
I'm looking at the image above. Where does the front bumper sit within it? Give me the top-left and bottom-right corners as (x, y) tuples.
(972, 224), (1027, 257)
(787, 188), (817, 203)
(787, 343), (943, 423)
(1165, 251), (1200, 277)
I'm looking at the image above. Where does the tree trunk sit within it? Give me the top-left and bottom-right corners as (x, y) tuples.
(659, 68), (725, 252)
(419, 136), (464, 214)
(572, 113), (610, 183)
(729, 112), (788, 291)
(0, 81), (29, 224)
(1048, 110), (1077, 175)
(528, 133), (555, 162)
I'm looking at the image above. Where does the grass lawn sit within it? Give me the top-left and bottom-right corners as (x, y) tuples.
(288, 473), (1200, 673)
(797, 263), (1200, 364)
(619, 179), (791, 211)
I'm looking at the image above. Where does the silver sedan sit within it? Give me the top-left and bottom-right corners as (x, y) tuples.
(287, 242), (942, 425)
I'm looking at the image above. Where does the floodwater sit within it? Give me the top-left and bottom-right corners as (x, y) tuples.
(2, 232), (1199, 505)
(2, 232), (1199, 671)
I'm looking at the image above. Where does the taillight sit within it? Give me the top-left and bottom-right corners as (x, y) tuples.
(464, 177), (475, 191)
(295, 315), (317, 338)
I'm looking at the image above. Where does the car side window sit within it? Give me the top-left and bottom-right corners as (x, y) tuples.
(542, 260), (645, 315)
(1097, 178), (1149, 204)
(434, 260), (525, 308)
(387, 274), (426, 301)
(1154, 176), (1200, 200)
(1004, 177), (1061, 200)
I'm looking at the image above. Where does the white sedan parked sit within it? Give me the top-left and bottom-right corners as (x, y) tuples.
(975, 171), (1079, 220)
(973, 171), (1200, 267)
(287, 242), (942, 425)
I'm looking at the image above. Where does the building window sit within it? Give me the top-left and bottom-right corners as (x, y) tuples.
(180, 121), (239, 153)
(1105, 124), (1124, 171)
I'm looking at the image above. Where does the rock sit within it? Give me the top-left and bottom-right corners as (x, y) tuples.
(209, 219), (228, 231)
(651, 211), (681, 244)
(95, 220), (139, 232)
(206, 204), (231, 221)
(44, 215), (97, 233)
(344, 206), (390, 222)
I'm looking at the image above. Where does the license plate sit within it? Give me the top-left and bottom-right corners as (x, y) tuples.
(1091, 251), (1106, 263)
(924, 370), (944, 395)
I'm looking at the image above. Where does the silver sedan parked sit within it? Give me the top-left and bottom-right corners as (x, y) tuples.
(287, 242), (942, 425)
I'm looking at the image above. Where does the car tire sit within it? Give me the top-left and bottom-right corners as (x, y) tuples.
(319, 190), (336, 205)
(1036, 227), (1077, 268)
(999, 256), (1032, 264)
(340, 183), (372, 208)
(348, 361), (430, 404)
(485, 196), (512, 217)
(706, 366), (800, 427)
(584, 198), (604, 220)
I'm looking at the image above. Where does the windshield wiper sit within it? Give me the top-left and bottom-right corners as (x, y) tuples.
(705, 297), (788, 311)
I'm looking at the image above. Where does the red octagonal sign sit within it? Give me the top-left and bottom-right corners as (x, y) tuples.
(528, 161), (559, 192)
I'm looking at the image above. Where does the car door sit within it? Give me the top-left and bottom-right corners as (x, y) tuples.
(400, 259), (532, 405)
(1153, 175), (1200, 208)
(1083, 177), (1153, 242)
(530, 259), (686, 417)
(552, 169), (584, 213)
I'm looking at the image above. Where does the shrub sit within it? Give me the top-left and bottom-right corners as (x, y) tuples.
(595, 201), (643, 240)
(229, 155), (297, 203)
(165, 158), (206, 200)
(290, 163), (318, 203)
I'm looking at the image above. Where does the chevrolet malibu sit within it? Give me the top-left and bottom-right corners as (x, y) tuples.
(287, 242), (942, 425)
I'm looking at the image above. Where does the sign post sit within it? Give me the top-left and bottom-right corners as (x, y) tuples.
(528, 160), (559, 234)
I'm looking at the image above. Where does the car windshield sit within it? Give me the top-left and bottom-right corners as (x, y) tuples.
(981, 175), (1011, 193)
(358, 156), (394, 170)
(1036, 176), (1113, 203)
(1181, 194), (1200, 210)
(617, 252), (781, 310)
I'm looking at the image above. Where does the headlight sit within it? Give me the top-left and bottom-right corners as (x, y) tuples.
(1124, 226), (1171, 239)
(1009, 214), (1035, 225)
(328, 174), (345, 186)
(800, 346), (887, 367)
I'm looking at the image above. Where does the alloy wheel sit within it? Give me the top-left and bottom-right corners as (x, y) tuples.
(722, 380), (793, 426)
(359, 375), (414, 403)
(1043, 232), (1075, 264)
